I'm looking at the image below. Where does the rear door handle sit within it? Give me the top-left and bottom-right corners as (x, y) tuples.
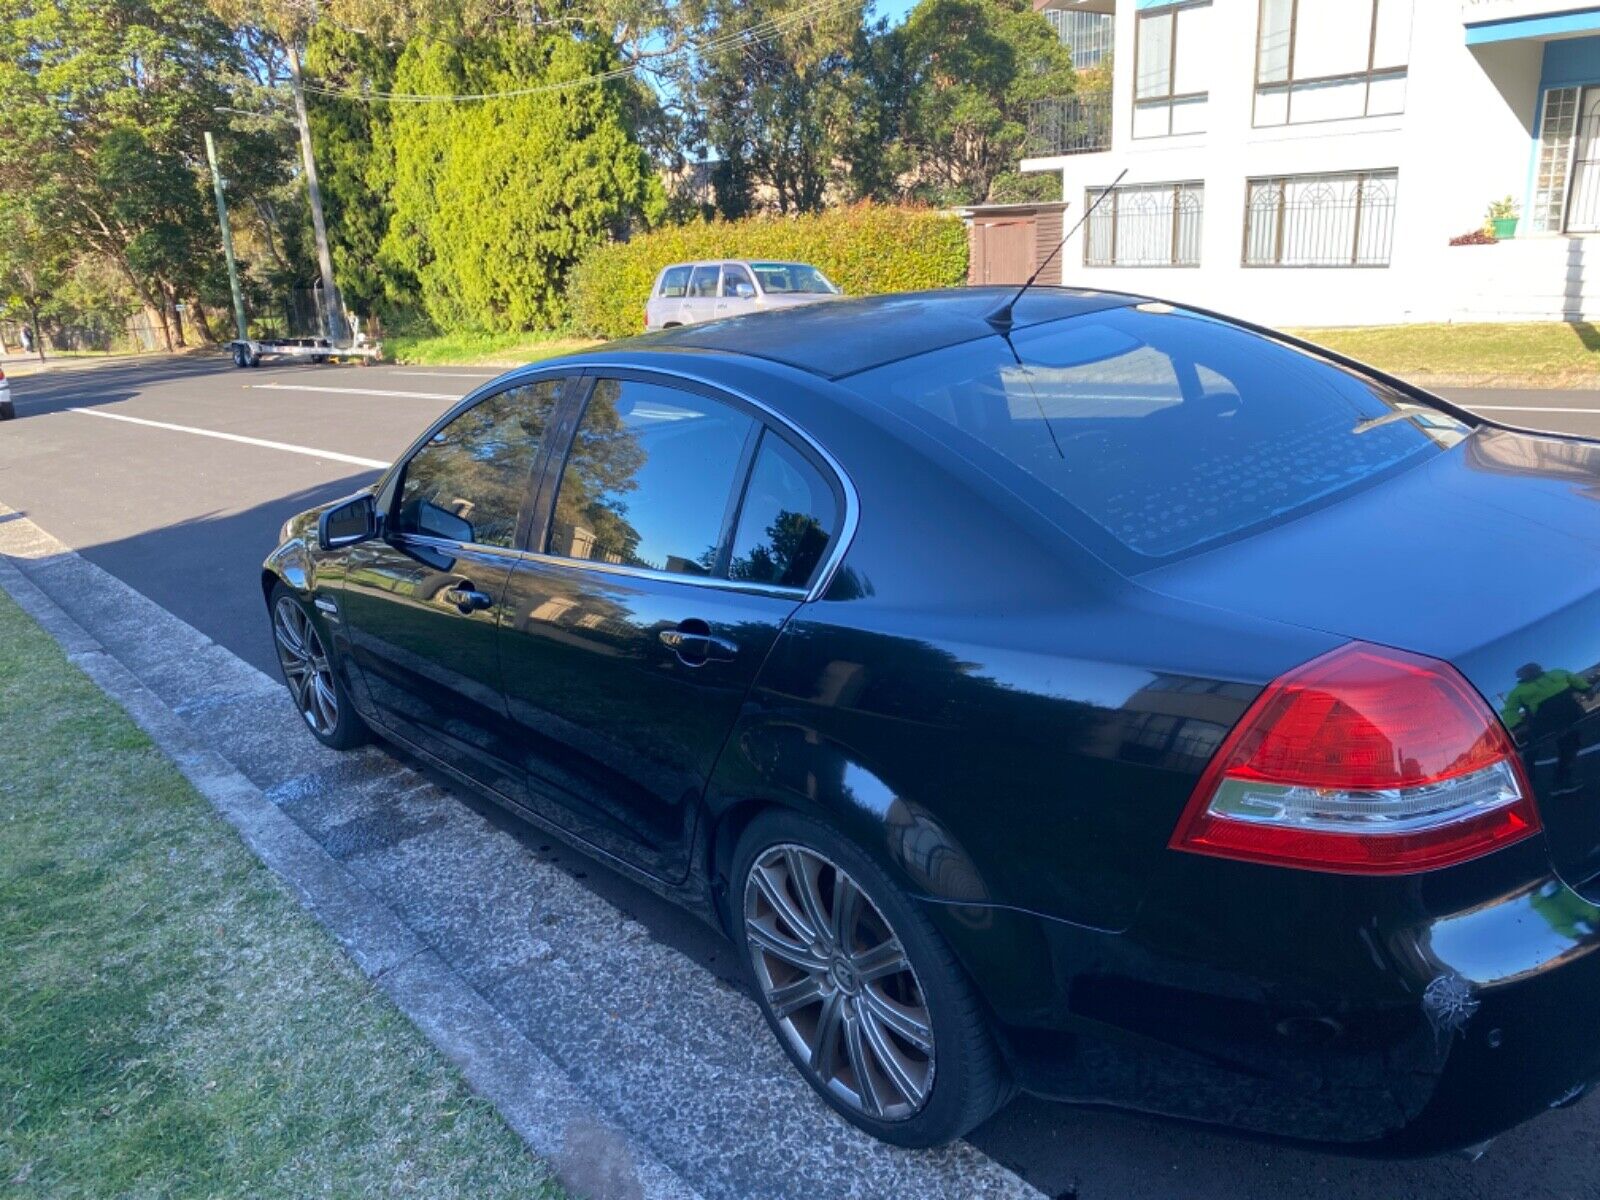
(659, 620), (738, 666)
(442, 584), (493, 614)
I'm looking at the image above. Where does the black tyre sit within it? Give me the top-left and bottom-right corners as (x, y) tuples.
(232, 344), (247, 368)
(269, 583), (368, 750)
(732, 809), (1011, 1147)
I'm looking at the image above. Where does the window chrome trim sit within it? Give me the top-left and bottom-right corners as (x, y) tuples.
(519, 550), (808, 600)
(517, 358), (860, 604)
(389, 532), (526, 561)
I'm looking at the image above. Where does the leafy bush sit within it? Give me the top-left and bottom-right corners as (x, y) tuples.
(1449, 229), (1498, 246)
(567, 204), (969, 338)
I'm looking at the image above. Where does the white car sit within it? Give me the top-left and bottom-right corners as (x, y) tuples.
(644, 259), (841, 330)
(0, 364), (12, 421)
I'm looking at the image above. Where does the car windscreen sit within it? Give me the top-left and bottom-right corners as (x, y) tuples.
(750, 262), (838, 295)
(842, 305), (1470, 568)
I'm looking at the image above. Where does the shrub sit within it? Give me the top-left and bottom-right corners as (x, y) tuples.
(567, 204), (969, 338)
(1449, 229), (1498, 246)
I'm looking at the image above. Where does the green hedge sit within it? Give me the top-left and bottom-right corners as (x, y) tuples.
(567, 204), (969, 338)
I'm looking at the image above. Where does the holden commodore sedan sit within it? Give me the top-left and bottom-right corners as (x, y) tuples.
(264, 288), (1600, 1153)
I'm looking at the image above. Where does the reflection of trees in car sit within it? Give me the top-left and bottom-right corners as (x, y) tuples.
(398, 382), (562, 547)
(549, 381), (648, 564)
(729, 509), (828, 587)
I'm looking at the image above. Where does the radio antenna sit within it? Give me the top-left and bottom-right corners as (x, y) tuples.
(984, 167), (1128, 334)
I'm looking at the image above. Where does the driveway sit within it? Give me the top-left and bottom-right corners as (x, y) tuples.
(2, 359), (1597, 1199)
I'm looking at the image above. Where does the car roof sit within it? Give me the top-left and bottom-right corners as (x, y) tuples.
(613, 287), (1149, 381)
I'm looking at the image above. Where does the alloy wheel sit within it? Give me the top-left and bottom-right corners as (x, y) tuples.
(273, 596), (338, 737)
(743, 843), (935, 1120)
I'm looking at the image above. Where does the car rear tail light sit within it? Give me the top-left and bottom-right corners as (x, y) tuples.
(1170, 642), (1539, 874)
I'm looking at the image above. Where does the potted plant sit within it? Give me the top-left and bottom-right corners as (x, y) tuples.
(1486, 196), (1519, 239)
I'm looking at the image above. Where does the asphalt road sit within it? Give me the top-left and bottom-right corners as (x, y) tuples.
(4, 354), (1599, 1199)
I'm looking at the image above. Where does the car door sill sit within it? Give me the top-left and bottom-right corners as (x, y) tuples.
(367, 717), (713, 914)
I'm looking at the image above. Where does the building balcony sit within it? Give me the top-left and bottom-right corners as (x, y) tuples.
(1463, 0), (1600, 42)
(1025, 93), (1113, 158)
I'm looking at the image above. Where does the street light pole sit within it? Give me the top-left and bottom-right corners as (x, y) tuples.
(203, 131), (250, 344)
(284, 40), (348, 345)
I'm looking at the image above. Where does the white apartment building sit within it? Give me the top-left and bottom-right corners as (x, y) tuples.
(1019, 0), (1600, 326)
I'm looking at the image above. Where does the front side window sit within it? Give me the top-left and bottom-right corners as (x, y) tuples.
(395, 380), (564, 547)
(1134, 1), (1210, 139)
(729, 432), (838, 589)
(548, 379), (754, 576)
(749, 262), (839, 294)
(1244, 170), (1398, 267)
(658, 266), (691, 298)
(1255, 0), (1412, 126)
(1085, 182), (1203, 267)
(687, 264), (720, 298)
(843, 305), (1465, 566)
(721, 264), (756, 297)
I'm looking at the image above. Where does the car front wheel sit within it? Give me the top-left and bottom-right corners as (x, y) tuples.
(732, 810), (1011, 1147)
(270, 584), (367, 750)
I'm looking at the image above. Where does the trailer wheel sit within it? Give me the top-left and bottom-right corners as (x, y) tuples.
(311, 354), (328, 365)
(247, 352), (262, 368)
(232, 344), (247, 368)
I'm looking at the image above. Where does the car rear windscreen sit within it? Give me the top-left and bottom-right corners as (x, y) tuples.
(844, 305), (1469, 565)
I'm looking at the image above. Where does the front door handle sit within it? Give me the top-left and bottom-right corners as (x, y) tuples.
(659, 620), (738, 666)
(441, 583), (493, 614)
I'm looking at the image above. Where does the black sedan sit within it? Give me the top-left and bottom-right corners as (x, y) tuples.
(264, 288), (1600, 1154)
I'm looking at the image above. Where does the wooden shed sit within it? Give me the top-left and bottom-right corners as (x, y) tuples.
(962, 201), (1069, 287)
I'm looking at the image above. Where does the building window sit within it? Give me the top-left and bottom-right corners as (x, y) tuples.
(1531, 86), (1600, 234)
(1254, 0), (1412, 127)
(1043, 6), (1114, 72)
(1086, 182), (1204, 267)
(1243, 171), (1398, 267)
(1134, 1), (1210, 139)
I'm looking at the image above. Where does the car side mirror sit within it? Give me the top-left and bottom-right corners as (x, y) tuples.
(732, 281), (756, 299)
(318, 492), (378, 551)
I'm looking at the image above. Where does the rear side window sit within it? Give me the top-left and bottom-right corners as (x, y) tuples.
(657, 266), (691, 298)
(729, 432), (837, 588)
(687, 265), (719, 298)
(395, 379), (564, 547)
(548, 379), (754, 575)
(843, 306), (1469, 565)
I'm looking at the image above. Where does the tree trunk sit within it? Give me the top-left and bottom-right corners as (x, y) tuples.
(190, 300), (219, 344)
(165, 289), (187, 348)
(29, 303), (44, 364)
(152, 301), (174, 353)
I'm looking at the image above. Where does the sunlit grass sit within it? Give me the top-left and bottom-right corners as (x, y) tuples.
(0, 590), (568, 1199)
(1286, 321), (1600, 386)
(384, 329), (602, 367)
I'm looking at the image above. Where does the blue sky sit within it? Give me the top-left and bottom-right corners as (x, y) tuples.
(872, 0), (918, 26)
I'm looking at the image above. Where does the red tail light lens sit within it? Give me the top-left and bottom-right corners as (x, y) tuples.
(1171, 642), (1540, 874)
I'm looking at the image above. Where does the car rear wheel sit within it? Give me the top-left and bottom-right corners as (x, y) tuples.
(732, 810), (1011, 1147)
(270, 584), (367, 750)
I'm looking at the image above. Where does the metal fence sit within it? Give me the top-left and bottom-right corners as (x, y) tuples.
(1242, 170), (1398, 267)
(1026, 93), (1113, 158)
(1085, 182), (1204, 267)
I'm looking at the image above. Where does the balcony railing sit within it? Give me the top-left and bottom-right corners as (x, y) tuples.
(1025, 93), (1112, 158)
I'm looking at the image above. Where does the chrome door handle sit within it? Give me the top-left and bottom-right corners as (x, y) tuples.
(442, 585), (492, 614)
(659, 622), (738, 665)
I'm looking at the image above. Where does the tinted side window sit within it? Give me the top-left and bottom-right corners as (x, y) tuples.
(658, 266), (691, 298)
(395, 379), (563, 547)
(688, 265), (719, 298)
(729, 432), (837, 588)
(549, 379), (754, 576)
(721, 264), (755, 296)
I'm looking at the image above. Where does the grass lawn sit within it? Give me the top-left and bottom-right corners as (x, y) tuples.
(0, 589), (568, 1199)
(1285, 321), (1600, 387)
(384, 329), (601, 368)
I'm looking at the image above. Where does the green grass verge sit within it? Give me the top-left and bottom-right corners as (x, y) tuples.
(1286, 321), (1600, 387)
(384, 329), (601, 368)
(0, 589), (568, 1199)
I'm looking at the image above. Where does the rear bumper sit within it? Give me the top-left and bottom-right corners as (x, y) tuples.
(925, 871), (1600, 1154)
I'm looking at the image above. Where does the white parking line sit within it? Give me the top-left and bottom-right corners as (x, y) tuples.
(388, 370), (497, 379)
(248, 381), (460, 400)
(67, 408), (389, 469)
(1467, 405), (1600, 415)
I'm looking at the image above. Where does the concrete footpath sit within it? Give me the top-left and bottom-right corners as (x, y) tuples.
(0, 504), (1041, 1200)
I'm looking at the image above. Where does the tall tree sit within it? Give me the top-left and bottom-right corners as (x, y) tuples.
(886, 0), (1078, 206)
(0, 0), (246, 349)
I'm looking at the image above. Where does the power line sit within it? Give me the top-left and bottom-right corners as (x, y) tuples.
(301, 0), (855, 105)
